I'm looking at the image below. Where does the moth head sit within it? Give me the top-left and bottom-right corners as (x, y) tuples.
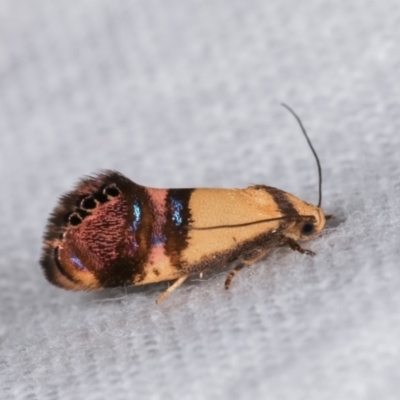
(40, 171), (142, 291)
(281, 196), (326, 242)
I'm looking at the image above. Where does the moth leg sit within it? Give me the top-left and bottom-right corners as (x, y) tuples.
(224, 263), (245, 290)
(156, 275), (189, 304)
(225, 250), (269, 290)
(279, 236), (315, 256)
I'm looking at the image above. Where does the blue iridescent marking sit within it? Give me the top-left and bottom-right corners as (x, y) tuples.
(70, 254), (86, 271)
(151, 235), (166, 246)
(171, 198), (183, 226)
(131, 240), (139, 251)
(132, 200), (141, 231)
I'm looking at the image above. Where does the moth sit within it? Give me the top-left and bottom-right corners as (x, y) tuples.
(41, 104), (327, 303)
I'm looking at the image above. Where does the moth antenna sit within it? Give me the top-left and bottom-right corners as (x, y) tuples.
(186, 214), (315, 231)
(281, 103), (322, 208)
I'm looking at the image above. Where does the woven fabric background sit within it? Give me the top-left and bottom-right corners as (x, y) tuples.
(1, 1), (400, 399)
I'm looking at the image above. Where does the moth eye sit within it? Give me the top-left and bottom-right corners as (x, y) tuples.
(80, 196), (97, 210)
(301, 222), (315, 236)
(104, 186), (120, 197)
(69, 213), (82, 226)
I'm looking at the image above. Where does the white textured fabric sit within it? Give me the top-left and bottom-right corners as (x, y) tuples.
(1, 1), (400, 399)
